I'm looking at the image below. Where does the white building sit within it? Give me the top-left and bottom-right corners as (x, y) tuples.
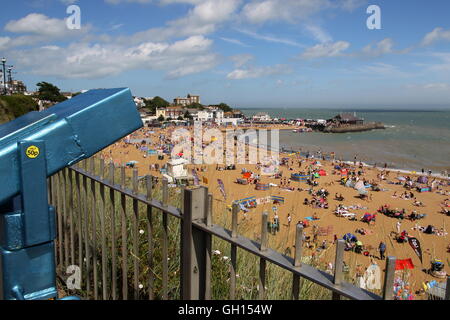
(134, 97), (146, 108)
(165, 158), (189, 183)
(217, 118), (243, 126)
(197, 110), (214, 122)
(174, 94), (200, 106)
(252, 112), (271, 122)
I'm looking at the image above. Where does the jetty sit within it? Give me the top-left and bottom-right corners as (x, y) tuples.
(307, 113), (385, 133)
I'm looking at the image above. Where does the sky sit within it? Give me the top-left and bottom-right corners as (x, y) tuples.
(1, 0), (450, 109)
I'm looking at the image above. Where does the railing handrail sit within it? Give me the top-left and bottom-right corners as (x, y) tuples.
(66, 164), (390, 301)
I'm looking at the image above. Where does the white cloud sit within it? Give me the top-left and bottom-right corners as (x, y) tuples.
(219, 37), (250, 47)
(422, 27), (450, 46)
(227, 64), (291, 79)
(230, 54), (254, 68)
(361, 38), (395, 57)
(359, 63), (409, 77)
(12, 35), (219, 79)
(305, 24), (332, 43)
(237, 29), (304, 47)
(6, 13), (75, 37)
(1, 13), (90, 50)
(423, 83), (450, 90)
(117, 0), (241, 43)
(406, 83), (450, 91)
(241, 0), (366, 24)
(301, 41), (350, 59)
(241, 0), (330, 24)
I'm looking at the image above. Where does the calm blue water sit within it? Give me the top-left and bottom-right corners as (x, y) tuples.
(241, 109), (450, 173)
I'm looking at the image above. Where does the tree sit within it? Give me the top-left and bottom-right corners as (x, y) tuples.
(35, 82), (67, 103)
(157, 115), (165, 122)
(184, 110), (193, 120)
(194, 102), (205, 109)
(144, 96), (170, 114)
(217, 103), (232, 113)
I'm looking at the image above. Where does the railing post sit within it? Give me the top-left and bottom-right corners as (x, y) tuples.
(445, 277), (450, 300)
(146, 174), (154, 300)
(259, 212), (268, 299)
(109, 162), (117, 300)
(230, 202), (239, 299)
(181, 187), (209, 300)
(383, 256), (396, 300)
(204, 193), (213, 300)
(132, 168), (139, 300)
(332, 239), (345, 300)
(231, 202), (239, 238)
(292, 224), (303, 299)
(162, 178), (168, 207)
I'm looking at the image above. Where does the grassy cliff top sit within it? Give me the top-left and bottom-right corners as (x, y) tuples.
(0, 94), (38, 125)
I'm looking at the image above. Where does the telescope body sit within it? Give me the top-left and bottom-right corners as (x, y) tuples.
(0, 88), (143, 299)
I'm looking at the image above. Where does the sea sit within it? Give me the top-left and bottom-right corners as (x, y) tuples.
(240, 108), (450, 174)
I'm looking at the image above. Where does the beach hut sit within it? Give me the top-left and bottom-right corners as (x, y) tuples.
(167, 158), (188, 178)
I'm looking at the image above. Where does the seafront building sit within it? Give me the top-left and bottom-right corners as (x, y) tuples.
(252, 112), (272, 122)
(173, 93), (201, 106)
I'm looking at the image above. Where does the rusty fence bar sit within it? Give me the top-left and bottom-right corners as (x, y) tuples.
(48, 158), (404, 301)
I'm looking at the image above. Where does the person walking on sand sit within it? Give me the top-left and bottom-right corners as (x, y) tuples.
(287, 213), (292, 227)
(379, 242), (386, 260)
(396, 221), (401, 234)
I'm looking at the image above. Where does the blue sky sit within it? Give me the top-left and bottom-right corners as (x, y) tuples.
(1, 0), (450, 108)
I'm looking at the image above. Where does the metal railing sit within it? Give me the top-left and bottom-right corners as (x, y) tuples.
(48, 155), (422, 300)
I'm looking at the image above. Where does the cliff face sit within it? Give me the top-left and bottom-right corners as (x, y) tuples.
(0, 95), (38, 125)
(323, 122), (385, 133)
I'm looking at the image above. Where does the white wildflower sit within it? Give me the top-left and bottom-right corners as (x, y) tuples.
(213, 250), (221, 255)
(139, 229), (145, 235)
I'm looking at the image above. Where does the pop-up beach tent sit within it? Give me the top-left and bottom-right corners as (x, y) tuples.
(417, 176), (428, 184)
(343, 233), (358, 242)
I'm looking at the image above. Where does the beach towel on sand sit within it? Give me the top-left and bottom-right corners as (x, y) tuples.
(395, 259), (414, 270)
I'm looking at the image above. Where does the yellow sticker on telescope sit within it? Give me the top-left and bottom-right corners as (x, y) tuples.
(26, 145), (40, 159)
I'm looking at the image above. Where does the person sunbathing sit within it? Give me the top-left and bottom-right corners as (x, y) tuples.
(413, 199), (425, 207)
(335, 193), (345, 201)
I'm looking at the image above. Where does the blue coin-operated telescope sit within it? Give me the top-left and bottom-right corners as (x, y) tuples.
(0, 88), (143, 300)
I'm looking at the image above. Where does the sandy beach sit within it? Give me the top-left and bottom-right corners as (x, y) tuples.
(100, 125), (450, 299)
